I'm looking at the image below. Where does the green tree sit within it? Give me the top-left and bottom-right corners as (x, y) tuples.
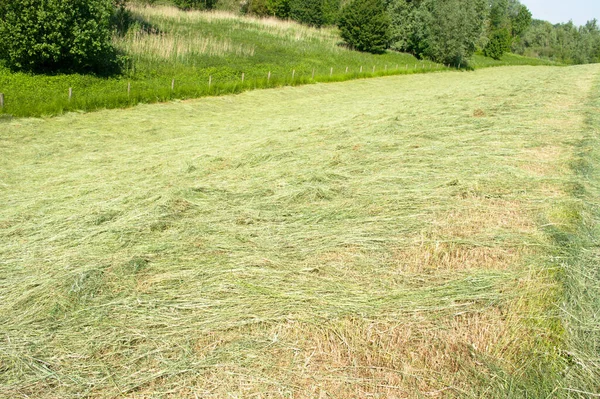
(387, 0), (486, 66)
(511, 4), (532, 37)
(0, 0), (118, 73)
(484, 0), (512, 59)
(426, 0), (487, 65)
(338, 0), (390, 53)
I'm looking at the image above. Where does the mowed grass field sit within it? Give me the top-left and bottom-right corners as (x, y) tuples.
(1, 65), (600, 398)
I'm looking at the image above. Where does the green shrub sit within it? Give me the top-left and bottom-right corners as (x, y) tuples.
(338, 0), (390, 53)
(0, 0), (118, 74)
(289, 0), (325, 27)
(247, 0), (290, 18)
(484, 28), (512, 59)
(173, 0), (217, 10)
(322, 0), (342, 25)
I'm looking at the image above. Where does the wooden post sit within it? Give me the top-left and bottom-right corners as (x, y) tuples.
(360, 66), (363, 73)
(209, 75), (212, 88)
(171, 79), (175, 91)
(68, 88), (72, 101)
(312, 69), (315, 79)
(292, 69), (295, 80)
(127, 82), (131, 97)
(330, 67), (333, 76)
(405, 64), (408, 70)
(345, 66), (348, 73)
(372, 66), (375, 73)
(241, 72), (245, 82)
(396, 64), (399, 70)
(458, 63), (461, 69)
(267, 71), (271, 82)
(385, 65), (387, 71)
(0, 93), (4, 109)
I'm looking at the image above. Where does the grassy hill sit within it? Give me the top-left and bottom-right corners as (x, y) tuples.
(1, 64), (599, 397)
(0, 4), (556, 118)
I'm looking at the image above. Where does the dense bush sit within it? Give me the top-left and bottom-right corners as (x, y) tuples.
(246, 0), (339, 26)
(173, 0), (218, 10)
(338, 0), (390, 53)
(0, 0), (119, 74)
(484, 28), (511, 59)
(247, 0), (290, 18)
(289, 0), (325, 27)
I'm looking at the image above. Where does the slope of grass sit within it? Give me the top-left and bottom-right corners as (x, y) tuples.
(1, 64), (599, 398)
(0, 5), (554, 118)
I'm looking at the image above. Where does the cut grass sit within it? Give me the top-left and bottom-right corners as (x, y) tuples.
(1, 64), (599, 398)
(0, 5), (556, 118)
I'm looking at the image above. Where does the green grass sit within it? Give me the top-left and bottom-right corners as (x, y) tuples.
(1, 64), (599, 397)
(470, 52), (560, 69)
(0, 4), (555, 118)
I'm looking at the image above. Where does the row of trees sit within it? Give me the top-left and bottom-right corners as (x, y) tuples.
(518, 19), (600, 64)
(1, 0), (598, 74)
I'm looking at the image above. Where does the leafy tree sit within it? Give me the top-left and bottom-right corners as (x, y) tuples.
(387, 0), (486, 66)
(0, 0), (119, 73)
(425, 0), (487, 65)
(483, 0), (512, 59)
(511, 4), (532, 37)
(338, 0), (390, 53)
(289, 0), (325, 27)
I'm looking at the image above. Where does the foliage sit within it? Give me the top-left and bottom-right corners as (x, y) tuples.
(173, 0), (218, 10)
(387, 0), (487, 66)
(519, 19), (600, 64)
(511, 4), (532, 37)
(247, 0), (290, 18)
(484, 28), (512, 59)
(0, 0), (119, 74)
(289, 0), (325, 27)
(338, 0), (390, 53)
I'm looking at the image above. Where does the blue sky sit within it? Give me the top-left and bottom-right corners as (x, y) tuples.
(520, 0), (600, 26)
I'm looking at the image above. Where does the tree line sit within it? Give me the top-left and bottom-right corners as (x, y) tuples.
(0, 0), (598, 74)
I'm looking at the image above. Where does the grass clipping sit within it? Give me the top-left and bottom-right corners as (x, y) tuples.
(1, 64), (599, 397)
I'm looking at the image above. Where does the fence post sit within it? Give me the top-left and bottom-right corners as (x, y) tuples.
(372, 66), (375, 73)
(68, 88), (72, 101)
(267, 71), (271, 82)
(242, 72), (245, 82)
(360, 66), (363, 73)
(312, 69), (315, 79)
(127, 82), (131, 97)
(0, 93), (4, 109)
(345, 66), (348, 73)
(292, 69), (295, 80)
(330, 67), (333, 76)
(209, 75), (212, 88)
(171, 79), (175, 91)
